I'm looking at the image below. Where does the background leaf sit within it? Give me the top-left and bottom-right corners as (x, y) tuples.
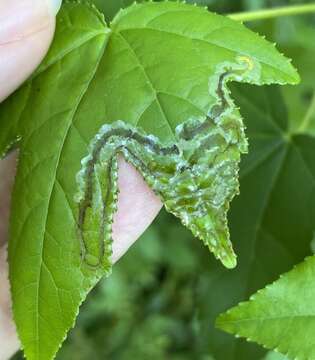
(0, 1), (299, 359)
(92, 0), (249, 22)
(217, 255), (315, 360)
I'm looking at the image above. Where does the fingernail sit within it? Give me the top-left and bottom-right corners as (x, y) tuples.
(46, 0), (62, 16)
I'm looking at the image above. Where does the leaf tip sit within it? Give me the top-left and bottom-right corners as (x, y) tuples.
(221, 253), (237, 269)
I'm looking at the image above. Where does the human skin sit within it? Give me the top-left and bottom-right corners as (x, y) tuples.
(0, 1), (162, 358)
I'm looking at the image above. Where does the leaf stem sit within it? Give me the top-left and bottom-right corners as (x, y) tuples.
(228, 3), (315, 22)
(299, 92), (315, 133)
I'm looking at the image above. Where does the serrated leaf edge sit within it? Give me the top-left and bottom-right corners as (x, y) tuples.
(216, 255), (315, 360)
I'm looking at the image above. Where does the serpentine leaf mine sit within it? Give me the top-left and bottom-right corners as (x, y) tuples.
(75, 56), (261, 272)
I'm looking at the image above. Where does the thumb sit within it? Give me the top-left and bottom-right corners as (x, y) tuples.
(0, 0), (61, 102)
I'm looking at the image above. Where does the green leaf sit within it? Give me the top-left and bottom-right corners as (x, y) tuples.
(262, 351), (289, 360)
(0, 1), (298, 359)
(216, 255), (315, 360)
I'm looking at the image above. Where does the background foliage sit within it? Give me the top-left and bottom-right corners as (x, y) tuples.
(11, 0), (315, 359)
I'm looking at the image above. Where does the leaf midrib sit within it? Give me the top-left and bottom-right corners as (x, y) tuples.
(298, 91), (315, 133)
(115, 32), (176, 140)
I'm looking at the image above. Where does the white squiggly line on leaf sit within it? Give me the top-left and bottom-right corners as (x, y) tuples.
(75, 55), (261, 271)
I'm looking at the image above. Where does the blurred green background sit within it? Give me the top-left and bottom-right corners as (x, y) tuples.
(12, 1), (315, 359)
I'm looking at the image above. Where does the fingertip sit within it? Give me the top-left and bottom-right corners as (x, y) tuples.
(112, 157), (162, 263)
(0, 0), (57, 44)
(0, 0), (57, 102)
(46, 0), (62, 16)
